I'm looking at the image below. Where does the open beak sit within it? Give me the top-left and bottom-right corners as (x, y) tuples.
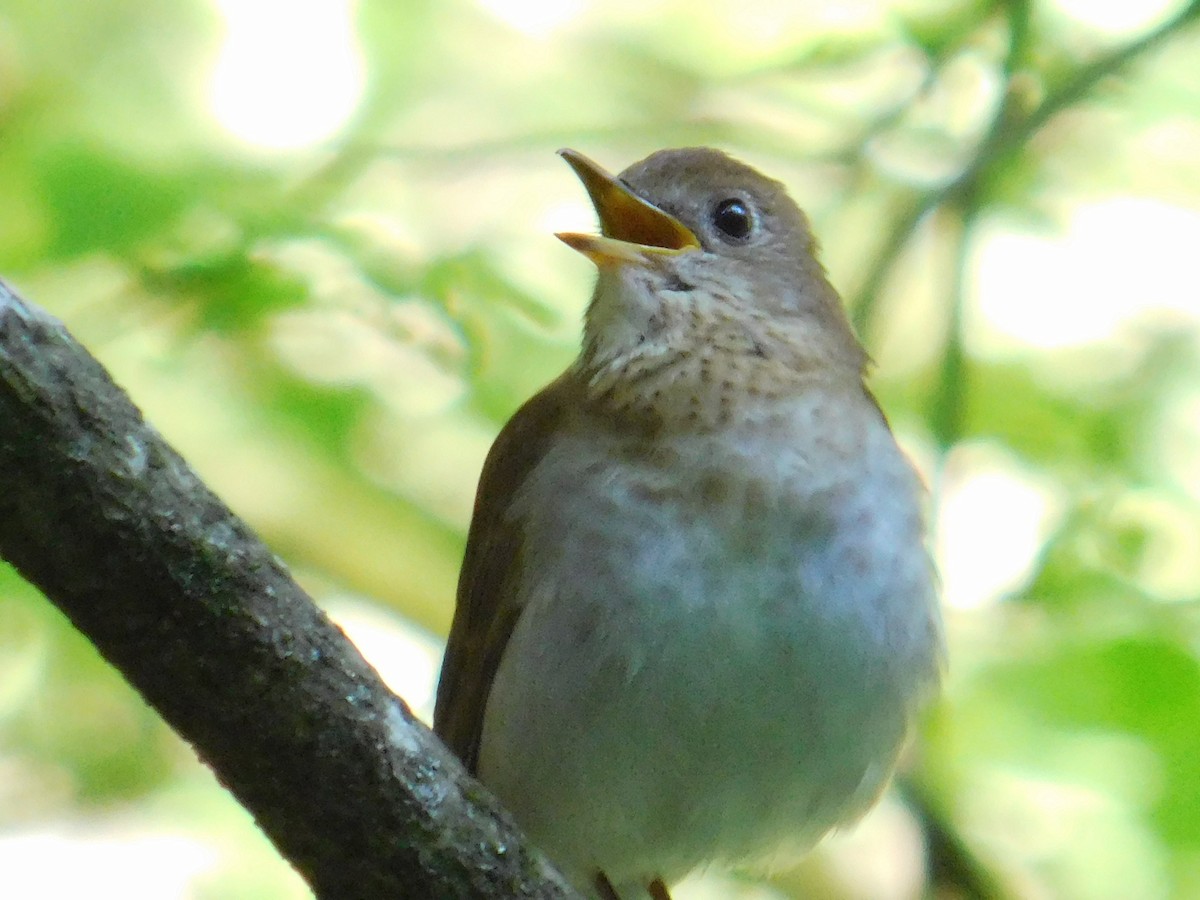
(556, 148), (699, 267)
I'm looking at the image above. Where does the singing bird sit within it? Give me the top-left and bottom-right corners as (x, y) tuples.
(435, 148), (944, 899)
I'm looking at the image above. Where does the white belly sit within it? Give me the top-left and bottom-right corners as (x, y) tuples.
(477, 401), (942, 894)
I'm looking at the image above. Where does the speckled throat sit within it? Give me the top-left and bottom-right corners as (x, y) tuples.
(578, 291), (863, 433)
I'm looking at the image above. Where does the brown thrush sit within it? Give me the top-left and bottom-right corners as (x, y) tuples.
(435, 148), (944, 899)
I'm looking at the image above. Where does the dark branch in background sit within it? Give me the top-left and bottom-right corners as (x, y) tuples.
(0, 279), (579, 900)
(851, 0), (1200, 339)
(898, 779), (1008, 900)
(926, 209), (974, 457)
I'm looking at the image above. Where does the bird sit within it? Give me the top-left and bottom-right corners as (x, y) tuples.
(434, 147), (944, 899)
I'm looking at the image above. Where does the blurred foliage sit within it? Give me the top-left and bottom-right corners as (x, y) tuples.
(1, 0), (1199, 897)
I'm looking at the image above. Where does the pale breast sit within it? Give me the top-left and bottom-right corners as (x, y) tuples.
(477, 386), (942, 891)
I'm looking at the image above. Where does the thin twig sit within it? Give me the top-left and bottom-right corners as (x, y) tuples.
(851, 0), (1200, 336)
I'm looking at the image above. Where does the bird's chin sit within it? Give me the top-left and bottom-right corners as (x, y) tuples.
(583, 274), (664, 363)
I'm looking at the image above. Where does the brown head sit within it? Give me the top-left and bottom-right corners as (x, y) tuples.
(557, 149), (868, 424)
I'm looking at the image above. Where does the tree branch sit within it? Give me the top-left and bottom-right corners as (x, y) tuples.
(0, 278), (579, 899)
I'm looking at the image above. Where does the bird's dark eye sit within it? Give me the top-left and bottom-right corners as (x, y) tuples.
(711, 198), (754, 242)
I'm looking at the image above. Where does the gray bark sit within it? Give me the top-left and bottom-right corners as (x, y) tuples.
(0, 278), (579, 899)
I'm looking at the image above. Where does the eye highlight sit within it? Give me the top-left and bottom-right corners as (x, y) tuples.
(711, 198), (754, 242)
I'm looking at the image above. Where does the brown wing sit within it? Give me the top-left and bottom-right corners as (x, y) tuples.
(434, 373), (578, 772)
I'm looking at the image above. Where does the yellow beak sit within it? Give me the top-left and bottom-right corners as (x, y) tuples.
(556, 148), (699, 266)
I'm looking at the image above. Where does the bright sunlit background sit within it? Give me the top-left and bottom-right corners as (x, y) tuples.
(1, 0), (1198, 897)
